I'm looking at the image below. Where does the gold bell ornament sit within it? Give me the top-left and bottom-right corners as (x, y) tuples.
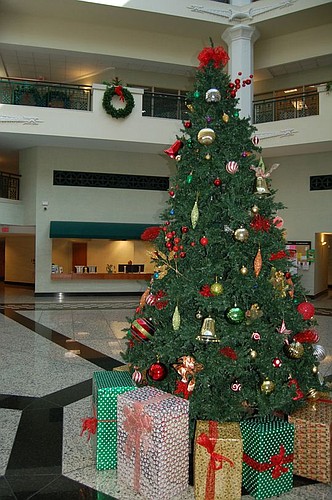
(250, 156), (279, 198)
(254, 176), (271, 197)
(197, 128), (216, 145)
(196, 315), (220, 343)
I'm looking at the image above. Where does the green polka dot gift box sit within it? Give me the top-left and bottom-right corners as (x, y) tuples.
(88, 371), (136, 470)
(117, 386), (190, 500)
(240, 416), (295, 500)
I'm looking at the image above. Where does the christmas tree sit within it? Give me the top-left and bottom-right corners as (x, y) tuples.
(123, 44), (322, 429)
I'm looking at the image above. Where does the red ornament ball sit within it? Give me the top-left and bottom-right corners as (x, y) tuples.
(213, 178), (221, 187)
(148, 362), (168, 381)
(184, 120), (192, 128)
(169, 190), (175, 198)
(190, 241), (196, 247)
(200, 236), (209, 246)
(297, 301), (315, 320)
(179, 251), (186, 258)
(181, 226), (189, 233)
(130, 317), (155, 342)
(272, 357), (282, 368)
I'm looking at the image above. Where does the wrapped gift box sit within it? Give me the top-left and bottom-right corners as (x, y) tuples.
(289, 400), (332, 483)
(117, 386), (189, 499)
(194, 420), (243, 500)
(240, 416), (294, 500)
(92, 370), (136, 470)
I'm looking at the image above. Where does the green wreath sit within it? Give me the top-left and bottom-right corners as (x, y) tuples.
(102, 85), (135, 119)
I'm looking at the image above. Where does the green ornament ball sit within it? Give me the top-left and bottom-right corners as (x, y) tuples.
(225, 306), (245, 324)
(194, 90), (200, 98)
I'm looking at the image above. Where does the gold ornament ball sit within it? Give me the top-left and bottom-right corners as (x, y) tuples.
(205, 153), (212, 160)
(261, 379), (275, 394)
(250, 349), (257, 359)
(234, 226), (249, 242)
(251, 205), (260, 214)
(284, 341), (304, 359)
(312, 365), (319, 374)
(175, 155), (181, 162)
(222, 112), (229, 123)
(240, 266), (248, 276)
(197, 128), (216, 145)
(210, 282), (224, 296)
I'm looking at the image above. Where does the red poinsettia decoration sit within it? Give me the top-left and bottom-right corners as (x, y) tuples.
(250, 214), (271, 232)
(269, 250), (288, 261)
(220, 346), (238, 360)
(198, 46), (230, 69)
(141, 226), (162, 241)
(199, 284), (213, 297)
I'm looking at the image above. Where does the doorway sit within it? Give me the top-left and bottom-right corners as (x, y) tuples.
(72, 242), (87, 272)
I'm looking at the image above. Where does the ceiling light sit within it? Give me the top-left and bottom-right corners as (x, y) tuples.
(284, 89), (298, 93)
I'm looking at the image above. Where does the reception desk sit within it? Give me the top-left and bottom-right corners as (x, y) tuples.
(51, 273), (153, 281)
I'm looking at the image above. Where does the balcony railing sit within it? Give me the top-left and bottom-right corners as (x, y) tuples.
(0, 172), (20, 200)
(142, 91), (188, 120)
(0, 78), (321, 126)
(0, 78), (92, 111)
(253, 92), (319, 124)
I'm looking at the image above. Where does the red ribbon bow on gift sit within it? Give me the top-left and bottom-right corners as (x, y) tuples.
(80, 406), (98, 441)
(270, 445), (290, 479)
(243, 444), (293, 480)
(114, 85), (125, 101)
(80, 405), (116, 442)
(197, 421), (234, 500)
(123, 402), (152, 492)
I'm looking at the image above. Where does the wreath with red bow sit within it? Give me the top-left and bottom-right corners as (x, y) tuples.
(102, 81), (135, 119)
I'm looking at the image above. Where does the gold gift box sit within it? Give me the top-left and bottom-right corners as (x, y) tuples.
(289, 400), (332, 484)
(194, 421), (243, 500)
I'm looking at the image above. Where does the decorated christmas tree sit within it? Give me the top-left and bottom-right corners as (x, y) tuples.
(123, 44), (322, 429)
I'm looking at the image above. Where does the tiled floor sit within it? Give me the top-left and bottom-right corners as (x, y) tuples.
(0, 284), (331, 499)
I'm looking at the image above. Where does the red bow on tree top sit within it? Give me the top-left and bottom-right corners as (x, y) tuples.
(198, 46), (230, 69)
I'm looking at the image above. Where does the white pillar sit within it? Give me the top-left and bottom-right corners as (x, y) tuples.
(222, 25), (259, 120)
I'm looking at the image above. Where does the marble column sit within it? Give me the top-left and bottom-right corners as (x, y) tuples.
(222, 25), (259, 120)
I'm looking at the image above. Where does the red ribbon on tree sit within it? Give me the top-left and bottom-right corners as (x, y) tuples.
(243, 445), (293, 479)
(219, 346), (238, 360)
(114, 85), (125, 101)
(198, 46), (230, 69)
(197, 421), (234, 500)
(174, 379), (191, 399)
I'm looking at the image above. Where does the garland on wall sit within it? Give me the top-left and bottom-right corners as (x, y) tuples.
(102, 78), (135, 119)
